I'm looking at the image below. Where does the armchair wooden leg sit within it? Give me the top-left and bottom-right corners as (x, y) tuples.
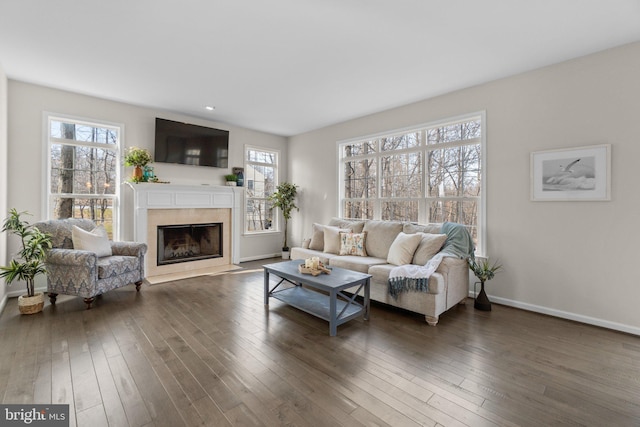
(83, 297), (95, 309)
(135, 281), (142, 292)
(48, 293), (58, 305)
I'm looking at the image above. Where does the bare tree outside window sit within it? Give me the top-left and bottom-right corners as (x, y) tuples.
(339, 116), (483, 249)
(48, 117), (120, 238)
(245, 148), (277, 233)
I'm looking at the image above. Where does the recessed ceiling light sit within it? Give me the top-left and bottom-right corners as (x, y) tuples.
(205, 106), (215, 111)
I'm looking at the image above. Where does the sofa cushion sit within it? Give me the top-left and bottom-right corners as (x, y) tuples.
(72, 225), (112, 257)
(323, 226), (352, 254)
(403, 222), (443, 234)
(329, 218), (365, 233)
(329, 255), (387, 274)
(362, 220), (403, 259)
(387, 232), (423, 265)
(97, 255), (139, 279)
(308, 223), (325, 251)
(339, 232), (367, 256)
(412, 233), (447, 265)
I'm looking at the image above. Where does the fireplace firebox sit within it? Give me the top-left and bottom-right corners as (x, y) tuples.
(157, 223), (222, 266)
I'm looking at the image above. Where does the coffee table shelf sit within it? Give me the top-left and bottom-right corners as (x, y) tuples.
(270, 286), (364, 322)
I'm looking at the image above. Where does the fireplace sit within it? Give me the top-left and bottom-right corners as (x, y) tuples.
(157, 223), (222, 265)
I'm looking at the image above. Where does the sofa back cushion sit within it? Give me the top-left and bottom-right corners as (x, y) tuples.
(403, 222), (443, 234)
(323, 226), (352, 254)
(308, 223), (326, 251)
(362, 220), (403, 259)
(328, 218), (365, 233)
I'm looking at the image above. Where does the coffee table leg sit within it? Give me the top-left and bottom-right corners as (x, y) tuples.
(364, 278), (370, 320)
(329, 290), (337, 336)
(264, 269), (270, 305)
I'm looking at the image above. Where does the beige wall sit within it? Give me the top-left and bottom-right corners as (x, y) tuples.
(0, 63), (7, 309)
(289, 42), (640, 334)
(6, 82), (287, 294)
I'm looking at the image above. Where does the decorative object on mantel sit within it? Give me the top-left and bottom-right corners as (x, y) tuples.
(299, 257), (331, 276)
(124, 146), (153, 183)
(224, 174), (238, 186)
(0, 209), (52, 314)
(232, 167), (244, 187)
(469, 257), (502, 311)
(268, 182), (299, 259)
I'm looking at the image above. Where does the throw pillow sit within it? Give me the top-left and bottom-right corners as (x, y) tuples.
(412, 233), (447, 265)
(308, 223), (325, 251)
(387, 232), (423, 266)
(339, 231), (367, 256)
(323, 226), (351, 254)
(72, 225), (112, 257)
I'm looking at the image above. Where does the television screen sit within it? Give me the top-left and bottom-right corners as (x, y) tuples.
(154, 118), (229, 168)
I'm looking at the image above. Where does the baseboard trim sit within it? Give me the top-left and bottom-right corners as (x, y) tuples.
(239, 253), (283, 263)
(0, 294), (6, 316)
(469, 291), (640, 336)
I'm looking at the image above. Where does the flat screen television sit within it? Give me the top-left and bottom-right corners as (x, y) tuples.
(154, 118), (229, 168)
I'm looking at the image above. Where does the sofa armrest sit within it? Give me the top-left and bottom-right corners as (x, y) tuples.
(46, 248), (97, 267)
(301, 238), (311, 249)
(111, 241), (148, 257)
(437, 256), (469, 308)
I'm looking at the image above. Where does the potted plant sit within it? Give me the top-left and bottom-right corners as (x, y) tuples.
(268, 182), (298, 259)
(468, 257), (502, 311)
(224, 174), (238, 186)
(0, 209), (52, 314)
(124, 146), (153, 182)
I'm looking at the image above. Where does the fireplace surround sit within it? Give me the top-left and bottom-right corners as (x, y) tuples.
(126, 183), (242, 279)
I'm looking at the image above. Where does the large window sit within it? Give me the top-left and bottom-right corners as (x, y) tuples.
(46, 115), (121, 238)
(244, 146), (278, 233)
(339, 113), (485, 254)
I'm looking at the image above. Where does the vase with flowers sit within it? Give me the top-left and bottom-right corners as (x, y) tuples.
(124, 147), (153, 182)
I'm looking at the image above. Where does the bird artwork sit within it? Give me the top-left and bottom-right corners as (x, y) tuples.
(543, 156), (596, 190)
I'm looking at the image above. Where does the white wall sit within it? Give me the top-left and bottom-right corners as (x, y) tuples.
(6, 82), (287, 292)
(0, 63), (8, 311)
(289, 42), (640, 334)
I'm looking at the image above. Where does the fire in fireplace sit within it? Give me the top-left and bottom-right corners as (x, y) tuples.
(157, 223), (222, 265)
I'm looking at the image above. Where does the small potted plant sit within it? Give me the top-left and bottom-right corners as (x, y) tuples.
(124, 146), (153, 182)
(224, 174), (238, 186)
(268, 182), (298, 259)
(469, 257), (502, 311)
(0, 209), (52, 314)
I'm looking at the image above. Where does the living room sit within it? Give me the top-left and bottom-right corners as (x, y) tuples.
(0, 2), (639, 425)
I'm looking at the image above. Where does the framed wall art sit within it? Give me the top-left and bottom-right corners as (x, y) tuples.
(530, 144), (611, 201)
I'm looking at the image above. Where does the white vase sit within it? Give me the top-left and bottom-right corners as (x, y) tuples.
(226, 181), (237, 186)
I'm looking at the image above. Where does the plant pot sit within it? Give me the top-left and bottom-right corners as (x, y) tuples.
(474, 281), (492, 311)
(282, 250), (290, 260)
(226, 181), (237, 186)
(133, 165), (144, 181)
(18, 292), (45, 315)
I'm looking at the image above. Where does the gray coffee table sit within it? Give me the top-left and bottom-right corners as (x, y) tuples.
(264, 260), (371, 336)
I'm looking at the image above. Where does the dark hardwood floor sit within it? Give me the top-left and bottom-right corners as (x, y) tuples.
(1, 258), (639, 426)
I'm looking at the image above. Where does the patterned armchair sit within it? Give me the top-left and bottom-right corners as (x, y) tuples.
(34, 218), (147, 309)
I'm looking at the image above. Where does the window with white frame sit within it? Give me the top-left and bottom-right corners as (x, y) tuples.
(46, 114), (121, 238)
(244, 146), (278, 233)
(339, 113), (485, 254)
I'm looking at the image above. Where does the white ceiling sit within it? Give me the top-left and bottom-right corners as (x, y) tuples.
(1, 1), (639, 136)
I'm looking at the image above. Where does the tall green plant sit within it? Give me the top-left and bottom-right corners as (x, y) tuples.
(0, 209), (52, 297)
(268, 182), (298, 250)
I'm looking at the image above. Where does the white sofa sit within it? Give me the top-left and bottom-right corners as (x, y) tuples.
(290, 218), (473, 325)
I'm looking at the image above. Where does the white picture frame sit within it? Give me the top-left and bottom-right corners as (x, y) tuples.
(530, 144), (611, 201)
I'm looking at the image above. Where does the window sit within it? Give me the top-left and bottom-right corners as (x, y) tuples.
(244, 146), (278, 233)
(46, 114), (121, 238)
(339, 113), (485, 254)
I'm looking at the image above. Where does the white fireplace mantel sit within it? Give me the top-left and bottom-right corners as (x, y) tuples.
(126, 182), (242, 265)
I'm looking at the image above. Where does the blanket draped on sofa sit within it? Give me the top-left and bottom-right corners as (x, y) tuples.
(388, 222), (475, 298)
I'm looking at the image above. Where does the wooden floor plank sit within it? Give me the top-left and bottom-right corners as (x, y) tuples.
(0, 258), (639, 427)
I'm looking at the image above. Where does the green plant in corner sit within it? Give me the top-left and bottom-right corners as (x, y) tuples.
(268, 182), (299, 251)
(0, 209), (52, 297)
(468, 257), (502, 311)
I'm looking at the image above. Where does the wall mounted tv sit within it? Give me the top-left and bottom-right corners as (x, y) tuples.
(154, 118), (229, 168)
